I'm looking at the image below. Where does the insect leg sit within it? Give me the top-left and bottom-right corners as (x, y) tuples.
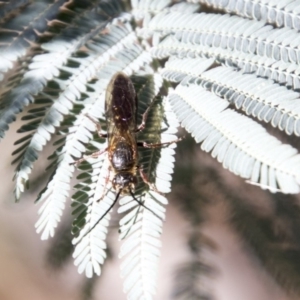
(138, 166), (163, 195)
(136, 100), (156, 132)
(97, 166), (112, 202)
(85, 114), (108, 138)
(137, 136), (184, 149)
(70, 147), (108, 166)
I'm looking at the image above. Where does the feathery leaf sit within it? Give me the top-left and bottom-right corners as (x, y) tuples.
(170, 65), (300, 136)
(169, 83), (300, 193)
(194, 0), (300, 30)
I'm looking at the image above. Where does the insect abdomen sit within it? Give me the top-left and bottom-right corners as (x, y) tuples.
(106, 73), (137, 132)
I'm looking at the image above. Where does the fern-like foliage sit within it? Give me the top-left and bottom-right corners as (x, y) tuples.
(3, 0), (300, 299)
(193, 0), (300, 30)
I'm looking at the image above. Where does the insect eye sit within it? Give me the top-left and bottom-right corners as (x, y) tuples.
(131, 175), (137, 184)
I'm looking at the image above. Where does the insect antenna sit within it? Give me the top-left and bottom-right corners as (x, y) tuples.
(119, 197), (142, 239)
(129, 189), (163, 221)
(75, 189), (163, 245)
(74, 188), (122, 246)
(120, 189), (164, 239)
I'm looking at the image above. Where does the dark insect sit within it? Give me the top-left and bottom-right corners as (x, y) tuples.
(75, 72), (181, 236)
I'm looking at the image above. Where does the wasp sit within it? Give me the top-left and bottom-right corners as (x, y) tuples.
(75, 72), (181, 234)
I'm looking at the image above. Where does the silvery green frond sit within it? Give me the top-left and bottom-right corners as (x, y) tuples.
(0, 0), (122, 140)
(169, 84), (300, 193)
(34, 43), (152, 240)
(150, 11), (300, 93)
(13, 22), (136, 200)
(225, 52), (300, 89)
(0, 0), (30, 21)
(167, 1), (201, 13)
(160, 57), (215, 82)
(70, 72), (177, 284)
(112, 72), (176, 299)
(72, 156), (113, 278)
(193, 0), (300, 30)
(222, 183), (300, 296)
(131, 0), (172, 20)
(134, 1), (201, 41)
(5, 1), (300, 299)
(118, 94), (179, 300)
(0, 0), (69, 81)
(183, 66), (300, 136)
(118, 192), (165, 300)
(173, 258), (212, 300)
(132, 0), (200, 20)
(34, 114), (97, 240)
(148, 11), (300, 68)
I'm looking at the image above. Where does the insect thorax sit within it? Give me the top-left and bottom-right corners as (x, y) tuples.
(111, 140), (136, 171)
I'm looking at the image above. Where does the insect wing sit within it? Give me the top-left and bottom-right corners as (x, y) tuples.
(105, 72), (137, 147)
